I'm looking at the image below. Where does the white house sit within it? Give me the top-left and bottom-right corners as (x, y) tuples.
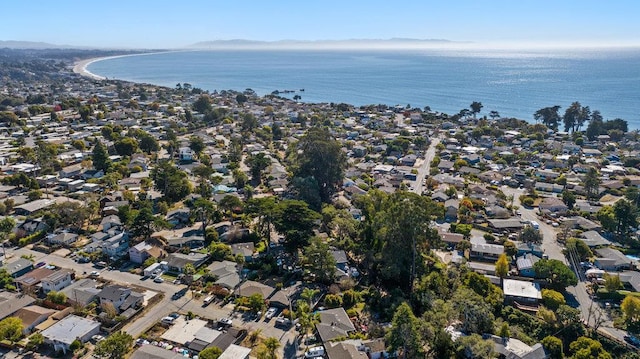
(42, 315), (101, 353)
(41, 269), (74, 294)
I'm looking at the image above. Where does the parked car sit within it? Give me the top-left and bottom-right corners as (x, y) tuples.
(265, 307), (278, 320)
(172, 288), (188, 300)
(305, 346), (325, 358)
(275, 317), (292, 328)
(154, 277), (164, 283)
(217, 318), (233, 327)
(203, 296), (214, 306)
(89, 271), (100, 278)
(161, 317), (175, 325)
(625, 335), (640, 347)
(35, 262), (46, 268)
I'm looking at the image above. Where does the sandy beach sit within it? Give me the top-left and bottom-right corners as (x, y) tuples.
(72, 57), (108, 80)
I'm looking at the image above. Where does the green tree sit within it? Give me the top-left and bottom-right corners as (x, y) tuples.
(533, 259), (578, 291)
(300, 288), (320, 308)
(452, 287), (495, 334)
(246, 152), (271, 184)
(198, 346), (222, 359)
(114, 137), (138, 156)
(293, 127), (347, 203)
(0, 217), (15, 245)
(469, 101), (483, 118)
(25, 332), (44, 351)
(301, 237), (337, 284)
(534, 105), (561, 130)
(565, 238), (592, 261)
(541, 335), (564, 359)
(597, 205), (617, 234)
(603, 273), (623, 292)
(192, 95), (213, 113)
(94, 331), (133, 359)
(324, 294), (343, 308)
(541, 289), (566, 310)
(563, 101), (590, 132)
(92, 141), (111, 172)
(273, 200), (320, 251)
(495, 253), (509, 278)
(0, 317), (23, 343)
(498, 322), (510, 338)
(622, 295), (640, 325)
(562, 190), (576, 210)
(46, 290), (67, 304)
(258, 337), (280, 359)
(520, 225), (543, 244)
(189, 136), (205, 159)
(152, 160), (192, 203)
(583, 167), (601, 201)
(613, 199), (638, 239)
(139, 133), (160, 154)
(503, 240), (517, 257)
(569, 336), (611, 359)
(454, 333), (495, 359)
(209, 242), (232, 261)
(386, 302), (423, 358)
(247, 293), (266, 313)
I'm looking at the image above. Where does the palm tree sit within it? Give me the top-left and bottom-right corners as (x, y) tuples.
(248, 329), (262, 347)
(262, 337), (280, 359)
(300, 288), (319, 308)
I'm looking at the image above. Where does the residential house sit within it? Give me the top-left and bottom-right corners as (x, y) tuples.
(207, 261), (240, 290)
(14, 305), (56, 334)
(3, 258), (34, 278)
(61, 278), (101, 306)
(166, 209), (191, 228)
(100, 215), (122, 231)
(230, 242), (255, 262)
(445, 199), (459, 221)
(538, 197), (568, 215)
(516, 242), (544, 258)
(594, 248), (634, 271)
(316, 308), (356, 342)
(580, 231), (611, 247)
(14, 199), (56, 216)
(516, 253), (542, 278)
(59, 163), (83, 178)
(440, 232), (465, 247)
(167, 235), (206, 249)
(488, 219), (524, 233)
(0, 291), (36, 320)
(236, 280), (275, 299)
(325, 341), (368, 359)
(219, 344), (252, 359)
(98, 284), (144, 313)
(503, 279), (542, 307)
(41, 315), (101, 354)
(47, 232), (78, 246)
(470, 243), (504, 261)
(331, 249), (351, 279)
(179, 147), (194, 162)
(15, 267), (56, 293)
(132, 345), (185, 359)
(41, 269), (74, 294)
(129, 241), (165, 264)
(488, 335), (548, 359)
(165, 252), (209, 273)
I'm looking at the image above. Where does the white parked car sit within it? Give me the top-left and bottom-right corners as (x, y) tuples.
(153, 276), (164, 283)
(305, 346), (325, 358)
(161, 317), (175, 325)
(265, 307), (278, 320)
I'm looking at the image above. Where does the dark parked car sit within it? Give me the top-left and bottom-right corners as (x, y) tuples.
(172, 288), (188, 300)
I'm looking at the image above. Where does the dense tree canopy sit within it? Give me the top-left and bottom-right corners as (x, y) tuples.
(151, 160), (192, 203)
(291, 127), (347, 203)
(94, 331), (133, 359)
(534, 259), (578, 291)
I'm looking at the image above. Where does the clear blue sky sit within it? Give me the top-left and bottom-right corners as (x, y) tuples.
(3, 0), (639, 48)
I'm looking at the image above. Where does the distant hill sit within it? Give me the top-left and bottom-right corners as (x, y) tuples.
(188, 38), (459, 50)
(0, 40), (86, 49)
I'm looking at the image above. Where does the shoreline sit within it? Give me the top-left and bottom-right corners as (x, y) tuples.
(72, 50), (195, 81)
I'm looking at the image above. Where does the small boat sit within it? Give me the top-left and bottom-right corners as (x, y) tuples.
(300, 88), (305, 91)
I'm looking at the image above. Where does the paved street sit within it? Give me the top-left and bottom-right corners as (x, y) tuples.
(411, 135), (441, 194)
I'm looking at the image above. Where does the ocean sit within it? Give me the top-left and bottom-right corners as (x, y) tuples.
(87, 48), (640, 128)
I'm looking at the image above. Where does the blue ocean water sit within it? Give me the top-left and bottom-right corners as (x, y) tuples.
(88, 48), (640, 128)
